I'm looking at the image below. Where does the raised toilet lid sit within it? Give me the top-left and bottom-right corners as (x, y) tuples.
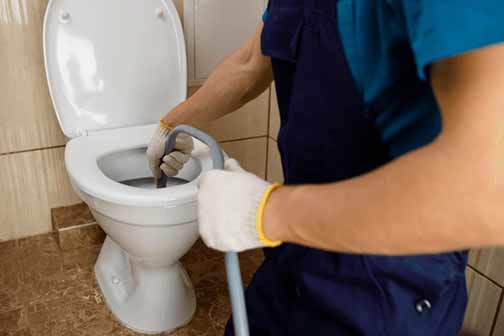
(43, 0), (186, 138)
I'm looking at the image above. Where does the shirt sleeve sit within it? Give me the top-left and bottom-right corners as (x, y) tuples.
(262, 9), (269, 22)
(400, 0), (504, 80)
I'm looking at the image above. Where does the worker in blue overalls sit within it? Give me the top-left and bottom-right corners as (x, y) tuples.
(147, 1), (504, 334)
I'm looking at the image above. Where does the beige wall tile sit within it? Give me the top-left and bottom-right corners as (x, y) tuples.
(269, 84), (280, 140)
(0, 151), (49, 240)
(0, 0), (67, 154)
(41, 147), (81, 209)
(173, 0), (183, 19)
(462, 268), (501, 336)
(267, 138), (283, 183)
(469, 248), (504, 287)
(188, 87), (269, 142)
(220, 137), (267, 179)
(0, 148), (80, 241)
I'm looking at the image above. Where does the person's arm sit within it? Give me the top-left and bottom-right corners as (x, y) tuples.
(263, 44), (504, 255)
(162, 23), (272, 127)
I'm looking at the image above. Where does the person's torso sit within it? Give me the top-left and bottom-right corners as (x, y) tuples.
(248, 1), (469, 335)
(265, 0), (442, 161)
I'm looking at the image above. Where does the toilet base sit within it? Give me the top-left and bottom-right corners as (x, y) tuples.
(95, 237), (196, 334)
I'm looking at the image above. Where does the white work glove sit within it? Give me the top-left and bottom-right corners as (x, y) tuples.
(198, 158), (282, 252)
(146, 124), (194, 180)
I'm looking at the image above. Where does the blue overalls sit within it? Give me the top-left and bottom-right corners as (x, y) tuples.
(225, 0), (468, 335)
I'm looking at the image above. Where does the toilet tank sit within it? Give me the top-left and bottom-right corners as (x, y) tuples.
(43, 0), (187, 138)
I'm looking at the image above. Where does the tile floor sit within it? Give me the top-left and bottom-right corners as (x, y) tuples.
(0, 234), (263, 336)
(2, 202), (501, 336)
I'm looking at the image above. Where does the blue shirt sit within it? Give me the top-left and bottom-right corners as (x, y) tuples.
(264, 0), (504, 158)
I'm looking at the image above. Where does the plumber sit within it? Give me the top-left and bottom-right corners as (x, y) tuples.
(147, 1), (504, 335)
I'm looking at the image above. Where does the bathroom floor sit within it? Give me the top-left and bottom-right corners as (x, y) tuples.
(0, 205), (264, 336)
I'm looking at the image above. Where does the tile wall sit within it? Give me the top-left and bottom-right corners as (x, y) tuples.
(465, 250), (504, 335)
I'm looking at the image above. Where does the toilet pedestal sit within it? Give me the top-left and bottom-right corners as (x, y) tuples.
(95, 237), (196, 334)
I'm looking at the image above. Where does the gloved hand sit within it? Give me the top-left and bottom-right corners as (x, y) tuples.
(198, 158), (283, 252)
(146, 122), (194, 180)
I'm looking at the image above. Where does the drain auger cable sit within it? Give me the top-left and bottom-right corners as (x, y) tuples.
(157, 125), (250, 336)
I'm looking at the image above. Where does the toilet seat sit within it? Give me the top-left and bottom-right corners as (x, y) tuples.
(65, 124), (213, 208)
(43, 0), (187, 138)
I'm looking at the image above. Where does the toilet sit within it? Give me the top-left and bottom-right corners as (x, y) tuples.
(43, 0), (213, 333)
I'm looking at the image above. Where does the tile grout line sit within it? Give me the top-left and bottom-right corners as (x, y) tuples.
(58, 221), (98, 232)
(265, 86), (272, 180)
(265, 135), (270, 180)
(219, 135), (267, 144)
(0, 231), (262, 334)
(467, 264), (504, 289)
(0, 144), (66, 157)
(490, 290), (504, 335)
(1, 137), (270, 156)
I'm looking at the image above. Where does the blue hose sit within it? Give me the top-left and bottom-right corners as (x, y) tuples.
(158, 125), (250, 336)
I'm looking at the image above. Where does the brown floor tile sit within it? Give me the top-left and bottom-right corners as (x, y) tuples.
(207, 289), (231, 331)
(0, 253), (29, 313)
(171, 286), (223, 336)
(181, 239), (223, 265)
(240, 249), (264, 268)
(0, 240), (18, 255)
(26, 263), (96, 305)
(7, 330), (32, 336)
(51, 203), (95, 231)
(61, 244), (101, 271)
(17, 236), (64, 304)
(1, 231), (263, 336)
(16, 233), (61, 256)
(57, 225), (105, 251)
(0, 271), (29, 314)
(1, 234), (62, 313)
(26, 280), (110, 336)
(21, 249), (63, 285)
(185, 259), (228, 291)
(0, 308), (30, 335)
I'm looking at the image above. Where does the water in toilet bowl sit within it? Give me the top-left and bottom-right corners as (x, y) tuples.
(96, 146), (201, 191)
(121, 176), (188, 189)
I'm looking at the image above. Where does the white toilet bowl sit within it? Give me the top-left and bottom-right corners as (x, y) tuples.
(65, 124), (213, 333)
(42, 0), (212, 333)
